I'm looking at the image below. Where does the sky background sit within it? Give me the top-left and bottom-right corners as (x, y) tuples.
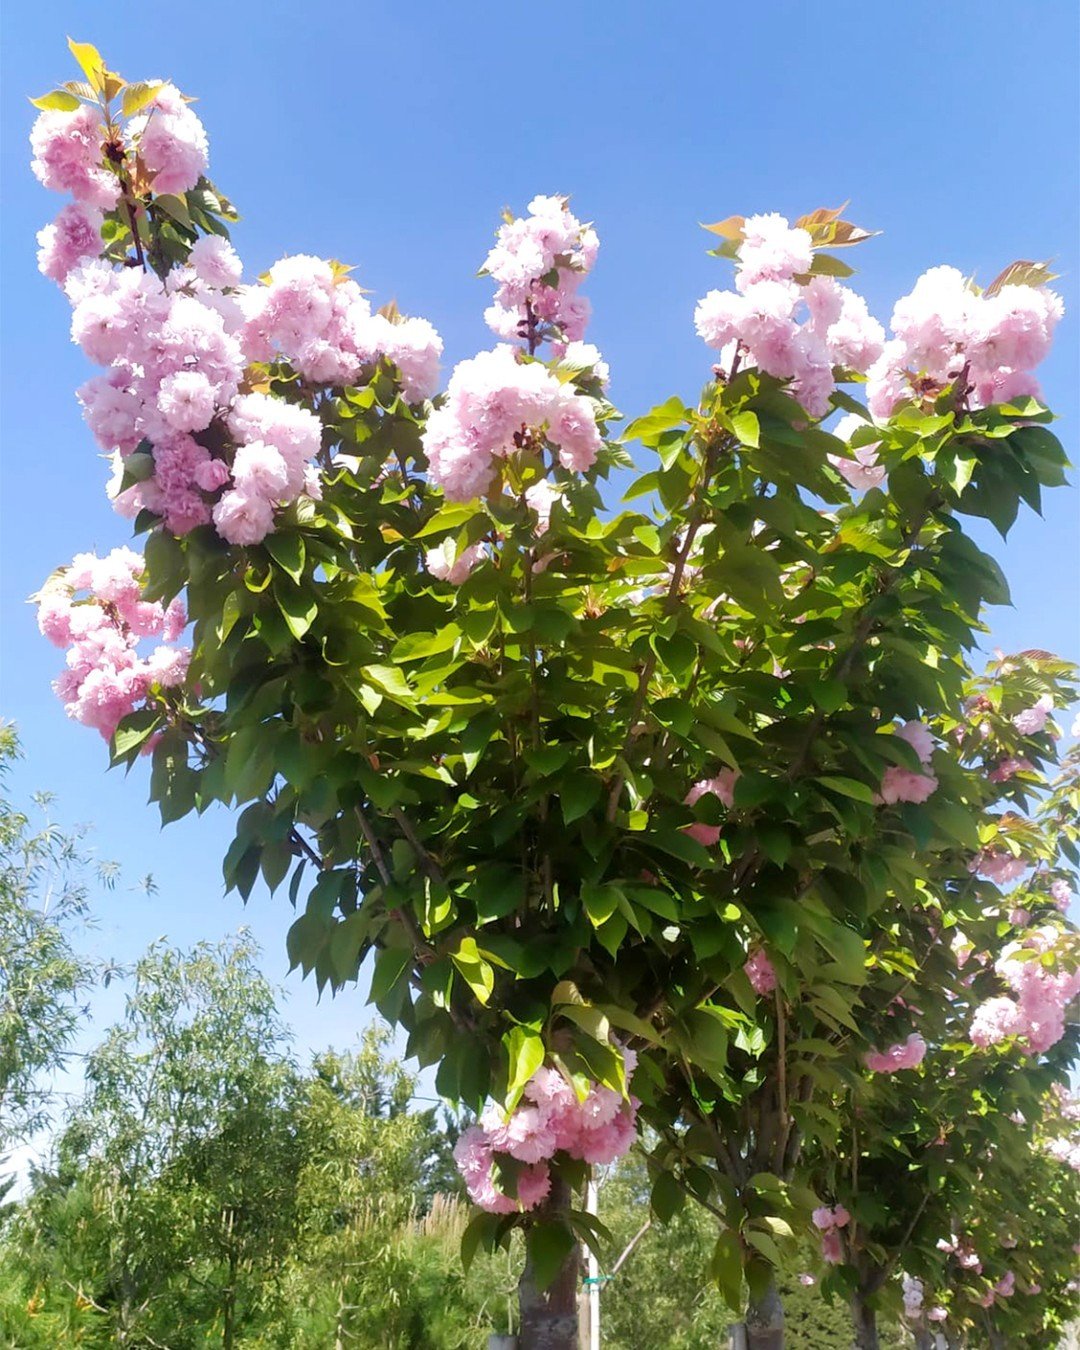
(2, 0), (1078, 1148)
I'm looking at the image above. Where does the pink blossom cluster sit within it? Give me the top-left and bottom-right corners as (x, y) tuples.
(744, 948), (777, 997)
(453, 1053), (639, 1214)
(865, 1031), (927, 1074)
(1045, 1137), (1080, 1171)
(1012, 694), (1053, 736)
(937, 1234), (981, 1273)
(31, 83), (209, 249)
(36, 201), (104, 285)
(1049, 879), (1072, 913)
(987, 756), (1033, 784)
(866, 265), (1064, 418)
(968, 848), (1028, 888)
(902, 1274), (924, 1319)
(878, 719), (938, 805)
(694, 213), (885, 418)
(483, 195), (598, 346)
(812, 1203), (849, 1264)
(30, 102), (119, 210)
(421, 345), (602, 501)
(36, 547), (189, 740)
(682, 770), (740, 846)
(126, 83), (209, 195)
(64, 240), (339, 545)
(424, 538), (486, 586)
(238, 254), (442, 401)
(970, 926), (1080, 1054)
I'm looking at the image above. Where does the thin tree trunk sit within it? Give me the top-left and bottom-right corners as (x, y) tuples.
(913, 1326), (934, 1350)
(850, 1292), (879, 1350)
(740, 1282), (784, 1350)
(518, 1178), (580, 1350)
(222, 1245), (237, 1350)
(729, 1323), (750, 1349)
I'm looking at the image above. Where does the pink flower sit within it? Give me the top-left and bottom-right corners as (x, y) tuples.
(128, 83), (209, 196)
(30, 104), (118, 208)
(865, 1032), (926, 1074)
(425, 540), (484, 585)
(968, 849), (1028, 887)
(189, 235), (243, 289)
(1013, 695), (1052, 735)
(879, 766), (938, 805)
(896, 719), (935, 765)
(1050, 879), (1072, 912)
(744, 949), (777, 997)
(735, 214), (813, 288)
(820, 1229), (844, 1264)
(36, 202), (102, 284)
(422, 345), (602, 501)
(484, 194), (598, 346)
(157, 370), (217, 433)
(683, 771), (739, 846)
(799, 1274), (816, 1287)
(35, 549), (190, 742)
(988, 757), (1033, 783)
(212, 489), (276, 546)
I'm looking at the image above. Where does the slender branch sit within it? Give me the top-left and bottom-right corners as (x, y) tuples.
(390, 806), (445, 886)
(871, 1190), (931, 1293)
(288, 826), (323, 870)
(610, 1220), (652, 1276)
(353, 804), (393, 887)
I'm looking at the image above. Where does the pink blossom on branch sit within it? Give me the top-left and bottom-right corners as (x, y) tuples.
(36, 548), (189, 741)
(865, 1032), (926, 1074)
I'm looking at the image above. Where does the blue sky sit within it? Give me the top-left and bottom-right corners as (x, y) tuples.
(2, 0), (1078, 1083)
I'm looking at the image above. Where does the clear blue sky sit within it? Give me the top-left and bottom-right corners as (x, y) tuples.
(2, 1), (1078, 1069)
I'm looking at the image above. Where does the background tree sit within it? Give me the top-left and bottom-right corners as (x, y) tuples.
(0, 722), (103, 1152)
(12, 936), (297, 1346)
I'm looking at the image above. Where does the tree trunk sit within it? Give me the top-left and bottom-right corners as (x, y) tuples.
(222, 1246), (237, 1350)
(740, 1282), (784, 1350)
(850, 1292), (879, 1350)
(729, 1324), (749, 1349)
(518, 1178), (580, 1350)
(912, 1327), (934, 1350)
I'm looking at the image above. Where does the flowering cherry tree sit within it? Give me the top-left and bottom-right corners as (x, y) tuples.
(28, 42), (1078, 1349)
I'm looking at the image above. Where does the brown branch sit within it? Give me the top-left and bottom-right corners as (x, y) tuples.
(390, 806), (445, 886)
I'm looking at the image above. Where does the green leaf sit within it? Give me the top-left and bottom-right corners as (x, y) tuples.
(369, 946), (412, 1005)
(623, 396), (693, 447)
(111, 708), (162, 760)
(67, 38), (105, 91)
(504, 1026), (545, 1111)
(526, 1221), (577, 1291)
(730, 411), (760, 448)
(121, 80), (161, 117)
(461, 1212), (500, 1272)
(265, 532), (306, 583)
(559, 774), (602, 825)
(816, 775), (876, 804)
(710, 1229), (744, 1311)
(451, 936), (495, 1005)
(274, 578), (317, 640)
(651, 1171), (684, 1223)
(29, 89), (82, 111)
(581, 883), (621, 928)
